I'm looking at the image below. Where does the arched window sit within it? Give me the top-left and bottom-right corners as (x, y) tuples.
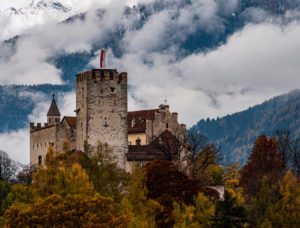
(166, 123), (169, 129)
(38, 155), (42, 165)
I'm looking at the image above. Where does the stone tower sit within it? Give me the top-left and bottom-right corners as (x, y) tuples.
(47, 94), (61, 125)
(75, 69), (128, 169)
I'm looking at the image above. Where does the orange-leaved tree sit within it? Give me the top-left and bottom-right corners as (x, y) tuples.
(143, 159), (203, 227)
(240, 135), (285, 198)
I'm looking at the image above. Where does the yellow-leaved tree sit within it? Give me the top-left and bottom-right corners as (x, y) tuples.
(276, 170), (300, 227)
(173, 193), (215, 228)
(33, 145), (94, 197)
(3, 144), (129, 227)
(4, 193), (128, 227)
(224, 164), (245, 205)
(122, 163), (161, 228)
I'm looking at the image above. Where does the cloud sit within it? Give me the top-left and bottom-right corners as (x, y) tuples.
(89, 21), (300, 127)
(0, 90), (76, 164)
(0, 0), (133, 85)
(0, 0), (101, 41)
(0, 38), (63, 85)
(0, 128), (29, 164)
(1, 0), (300, 164)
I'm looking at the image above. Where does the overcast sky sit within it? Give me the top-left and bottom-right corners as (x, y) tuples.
(0, 0), (300, 164)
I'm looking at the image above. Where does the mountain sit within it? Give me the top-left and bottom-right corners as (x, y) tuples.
(0, 0), (86, 41)
(190, 89), (300, 165)
(0, 0), (300, 159)
(2, 0), (300, 83)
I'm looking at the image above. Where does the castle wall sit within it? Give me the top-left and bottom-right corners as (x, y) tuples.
(128, 132), (147, 145)
(76, 69), (128, 169)
(56, 119), (76, 152)
(146, 105), (186, 144)
(30, 124), (56, 166)
(30, 120), (76, 166)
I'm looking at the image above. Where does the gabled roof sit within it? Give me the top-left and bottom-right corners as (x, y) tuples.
(62, 116), (76, 129)
(128, 109), (158, 133)
(126, 130), (180, 161)
(47, 95), (61, 116)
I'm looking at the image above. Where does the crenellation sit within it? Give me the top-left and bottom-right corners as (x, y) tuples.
(31, 67), (186, 173)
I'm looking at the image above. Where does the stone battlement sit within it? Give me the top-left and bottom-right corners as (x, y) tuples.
(30, 122), (54, 132)
(76, 69), (127, 83)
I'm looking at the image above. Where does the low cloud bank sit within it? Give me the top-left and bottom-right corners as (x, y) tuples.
(0, 90), (76, 164)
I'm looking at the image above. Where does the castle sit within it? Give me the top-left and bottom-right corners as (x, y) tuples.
(30, 69), (186, 172)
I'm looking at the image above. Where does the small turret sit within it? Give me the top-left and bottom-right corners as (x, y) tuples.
(47, 94), (61, 125)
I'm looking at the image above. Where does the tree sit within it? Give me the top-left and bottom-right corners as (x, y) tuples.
(79, 141), (128, 202)
(276, 171), (300, 227)
(173, 193), (215, 228)
(240, 135), (285, 198)
(290, 138), (300, 181)
(143, 159), (201, 227)
(0, 180), (10, 216)
(122, 163), (161, 228)
(274, 130), (300, 180)
(33, 145), (61, 197)
(185, 131), (223, 185)
(247, 177), (281, 227)
(4, 194), (128, 227)
(247, 171), (300, 227)
(0, 151), (19, 215)
(1, 184), (36, 215)
(224, 164), (245, 205)
(212, 191), (247, 228)
(260, 219), (272, 228)
(15, 164), (33, 185)
(33, 145), (94, 198)
(186, 131), (221, 173)
(0, 150), (19, 181)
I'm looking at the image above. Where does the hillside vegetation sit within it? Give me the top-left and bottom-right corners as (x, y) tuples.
(191, 89), (300, 165)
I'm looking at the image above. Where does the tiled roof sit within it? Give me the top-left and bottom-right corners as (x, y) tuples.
(47, 96), (61, 116)
(128, 109), (158, 133)
(126, 130), (180, 161)
(63, 116), (76, 129)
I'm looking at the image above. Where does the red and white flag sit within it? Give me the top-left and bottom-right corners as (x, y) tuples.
(100, 49), (106, 68)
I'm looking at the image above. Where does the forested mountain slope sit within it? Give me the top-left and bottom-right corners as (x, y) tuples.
(191, 89), (300, 165)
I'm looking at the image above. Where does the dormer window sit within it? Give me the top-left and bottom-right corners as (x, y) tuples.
(131, 119), (135, 128)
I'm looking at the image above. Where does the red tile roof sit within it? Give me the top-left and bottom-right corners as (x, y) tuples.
(61, 109), (159, 133)
(63, 116), (76, 129)
(128, 109), (158, 133)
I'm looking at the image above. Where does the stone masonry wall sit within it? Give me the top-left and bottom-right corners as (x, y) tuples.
(76, 69), (128, 169)
(30, 123), (56, 166)
(146, 105), (186, 144)
(56, 120), (76, 153)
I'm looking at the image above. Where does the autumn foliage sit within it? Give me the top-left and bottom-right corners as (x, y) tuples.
(1, 134), (299, 227)
(5, 194), (128, 228)
(240, 135), (285, 198)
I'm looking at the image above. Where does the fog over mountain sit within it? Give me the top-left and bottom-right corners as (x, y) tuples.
(0, 0), (299, 164)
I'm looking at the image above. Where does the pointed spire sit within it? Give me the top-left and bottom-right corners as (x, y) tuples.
(47, 93), (61, 116)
